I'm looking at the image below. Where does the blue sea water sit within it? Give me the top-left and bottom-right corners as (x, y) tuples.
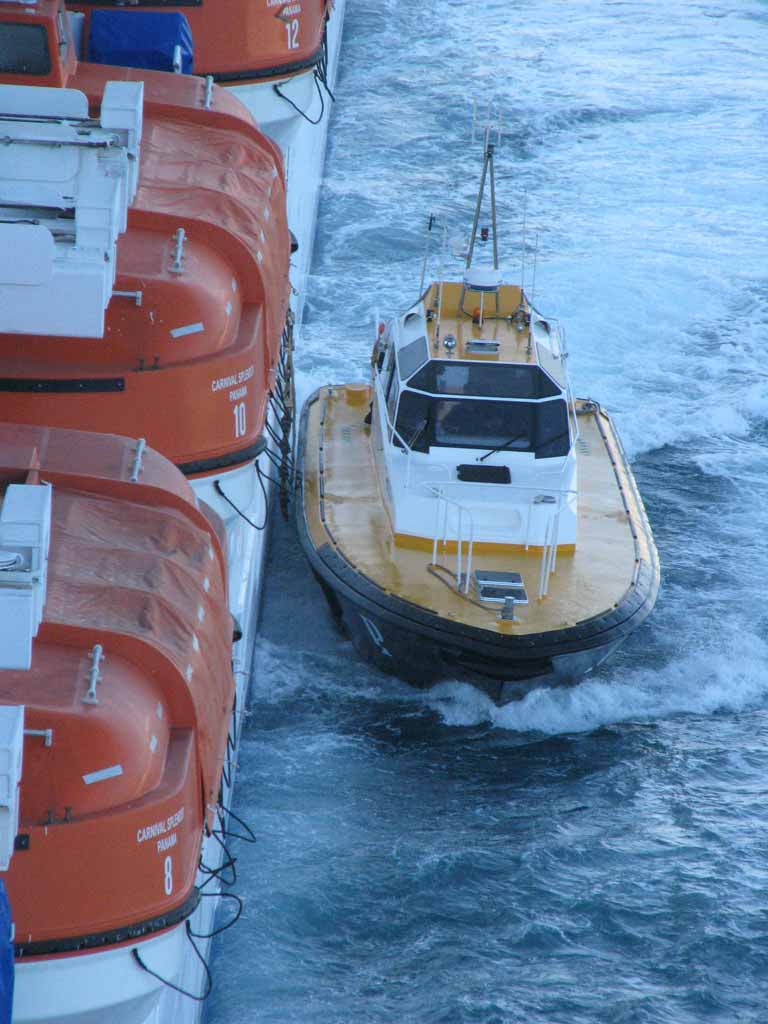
(206, 2), (768, 1021)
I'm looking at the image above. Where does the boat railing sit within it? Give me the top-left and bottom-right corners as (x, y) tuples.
(426, 486), (475, 595)
(413, 479), (575, 600)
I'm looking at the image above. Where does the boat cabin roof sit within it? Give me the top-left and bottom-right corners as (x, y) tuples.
(386, 281), (568, 402)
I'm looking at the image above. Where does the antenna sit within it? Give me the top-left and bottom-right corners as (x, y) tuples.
(530, 231), (539, 301)
(465, 104), (503, 272)
(418, 211), (436, 298)
(435, 224), (448, 350)
(520, 192), (528, 294)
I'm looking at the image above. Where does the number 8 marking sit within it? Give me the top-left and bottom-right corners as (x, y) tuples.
(164, 855), (173, 896)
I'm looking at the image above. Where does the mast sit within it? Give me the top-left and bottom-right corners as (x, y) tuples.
(465, 125), (500, 271)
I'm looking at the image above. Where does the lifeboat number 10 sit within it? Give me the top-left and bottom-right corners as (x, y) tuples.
(233, 402), (247, 439)
(285, 18), (299, 49)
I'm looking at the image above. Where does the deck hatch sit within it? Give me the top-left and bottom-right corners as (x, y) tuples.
(474, 570), (529, 605)
(465, 339), (499, 355)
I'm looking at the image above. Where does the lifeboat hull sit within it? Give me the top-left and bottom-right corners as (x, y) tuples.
(14, 923), (187, 1024)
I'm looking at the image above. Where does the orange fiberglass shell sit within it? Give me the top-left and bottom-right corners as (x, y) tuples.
(0, 53), (291, 475)
(0, 423), (234, 952)
(70, 0), (333, 82)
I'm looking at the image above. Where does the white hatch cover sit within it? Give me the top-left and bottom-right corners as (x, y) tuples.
(0, 79), (143, 338)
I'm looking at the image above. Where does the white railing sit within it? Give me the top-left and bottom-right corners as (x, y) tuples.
(538, 504), (561, 599)
(415, 478), (575, 601)
(428, 487), (475, 594)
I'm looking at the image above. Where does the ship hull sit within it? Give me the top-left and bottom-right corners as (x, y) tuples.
(301, 535), (657, 704)
(296, 392), (660, 705)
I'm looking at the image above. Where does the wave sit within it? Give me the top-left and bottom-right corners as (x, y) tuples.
(427, 633), (768, 734)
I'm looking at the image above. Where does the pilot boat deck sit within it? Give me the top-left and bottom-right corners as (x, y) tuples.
(301, 386), (656, 637)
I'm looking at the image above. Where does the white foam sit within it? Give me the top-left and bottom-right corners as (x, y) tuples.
(427, 634), (768, 735)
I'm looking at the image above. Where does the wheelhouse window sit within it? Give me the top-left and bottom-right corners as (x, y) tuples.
(0, 24), (52, 75)
(408, 360), (560, 399)
(394, 393), (571, 458)
(397, 335), (429, 380)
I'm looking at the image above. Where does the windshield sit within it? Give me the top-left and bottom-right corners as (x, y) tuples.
(395, 392), (570, 458)
(409, 360), (560, 398)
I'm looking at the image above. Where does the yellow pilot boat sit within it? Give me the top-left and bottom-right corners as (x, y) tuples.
(296, 136), (659, 703)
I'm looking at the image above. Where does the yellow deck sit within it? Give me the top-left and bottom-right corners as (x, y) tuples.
(302, 386), (655, 637)
(422, 282), (564, 385)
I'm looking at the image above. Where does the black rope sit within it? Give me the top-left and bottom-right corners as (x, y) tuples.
(264, 418), (290, 454)
(188, 892), (244, 939)
(263, 446), (287, 475)
(273, 73), (325, 126)
(215, 801), (257, 845)
(271, 28), (334, 126)
(214, 476), (267, 531)
(131, 921), (212, 1002)
(264, 440), (294, 476)
(255, 462), (282, 488)
(199, 829), (238, 888)
(427, 563), (490, 611)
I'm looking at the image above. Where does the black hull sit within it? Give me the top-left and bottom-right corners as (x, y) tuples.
(297, 393), (660, 705)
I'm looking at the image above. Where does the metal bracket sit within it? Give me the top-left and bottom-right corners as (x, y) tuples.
(82, 644), (104, 705)
(24, 728), (53, 748)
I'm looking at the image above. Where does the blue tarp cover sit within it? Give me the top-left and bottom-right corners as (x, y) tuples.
(88, 11), (194, 74)
(0, 879), (12, 1024)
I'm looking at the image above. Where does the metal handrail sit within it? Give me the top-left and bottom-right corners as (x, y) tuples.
(428, 486), (475, 594)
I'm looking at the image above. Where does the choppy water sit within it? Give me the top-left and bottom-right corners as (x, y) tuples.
(206, 2), (768, 1021)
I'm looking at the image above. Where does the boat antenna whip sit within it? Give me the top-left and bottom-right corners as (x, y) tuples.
(436, 223), (448, 349)
(419, 211), (437, 298)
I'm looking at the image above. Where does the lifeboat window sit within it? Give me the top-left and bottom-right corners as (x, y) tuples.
(397, 335), (429, 380)
(0, 24), (52, 75)
(409, 360), (560, 399)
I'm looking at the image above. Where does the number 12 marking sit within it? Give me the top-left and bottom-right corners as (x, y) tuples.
(285, 18), (299, 49)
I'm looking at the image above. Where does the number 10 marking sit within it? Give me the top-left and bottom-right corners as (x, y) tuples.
(233, 402), (247, 438)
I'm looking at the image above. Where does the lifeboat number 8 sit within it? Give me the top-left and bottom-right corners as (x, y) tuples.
(164, 855), (173, 896)
(285, 18), (299, 49)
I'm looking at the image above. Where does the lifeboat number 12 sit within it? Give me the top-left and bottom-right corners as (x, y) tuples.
(233, 402), (247, 439)
(285, 18), (299, 49)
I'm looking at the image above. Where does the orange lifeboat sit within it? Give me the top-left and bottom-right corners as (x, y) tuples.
(0, 0), (292, 476)
(0, 422), (235, 1017)
(68, 0), (333, 84)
